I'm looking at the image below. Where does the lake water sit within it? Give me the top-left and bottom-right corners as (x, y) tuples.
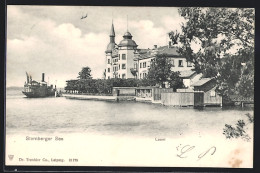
(5, 88), (254, 167)
(6, 88), (253, 138)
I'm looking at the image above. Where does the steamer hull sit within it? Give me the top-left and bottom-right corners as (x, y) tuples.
(22, 72), (56, 98)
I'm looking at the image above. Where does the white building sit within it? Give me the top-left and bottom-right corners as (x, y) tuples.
(133, 43), (195, 79)
(105, 22), (138, 79)
(104, 22), (202, 88)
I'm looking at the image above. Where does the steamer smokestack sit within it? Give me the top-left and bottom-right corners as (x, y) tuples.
(42, 73), (45, 82)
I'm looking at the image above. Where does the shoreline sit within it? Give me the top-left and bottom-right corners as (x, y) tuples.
(62, 93), (254, 108)
(63, 93), (117, 101)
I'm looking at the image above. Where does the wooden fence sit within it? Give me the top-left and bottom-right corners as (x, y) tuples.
(153, 88), (173, 101)
(161, 92), (204, 107)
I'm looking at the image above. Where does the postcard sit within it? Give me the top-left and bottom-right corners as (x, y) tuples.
(5, 5), (254, 168)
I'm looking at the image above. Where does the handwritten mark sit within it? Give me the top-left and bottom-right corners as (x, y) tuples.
(197, 146), (216, 161)
(177, 145), (195, 158)
(176, 144), (217, 161)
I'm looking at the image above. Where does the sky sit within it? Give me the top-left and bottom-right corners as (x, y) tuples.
(6, 6), (186, 88)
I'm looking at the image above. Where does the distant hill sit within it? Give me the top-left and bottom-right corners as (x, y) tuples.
(6, 86), (23, 90)
(6, 86), (65, 91)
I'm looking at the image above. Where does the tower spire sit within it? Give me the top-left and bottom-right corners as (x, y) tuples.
(127, 15), (128, 32)
(112, 12), (114, 24)
(110, 21), (115, 37)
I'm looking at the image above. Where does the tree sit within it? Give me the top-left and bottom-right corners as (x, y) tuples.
(64, 80), (78, 92)
(169, 7), (254, 97)
(78, 66), (92, 80)
(146, 54), (183, 88)
(169, 71), (184, 91)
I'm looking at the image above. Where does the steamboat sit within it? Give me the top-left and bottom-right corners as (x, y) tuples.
(22, 72), (56, 98)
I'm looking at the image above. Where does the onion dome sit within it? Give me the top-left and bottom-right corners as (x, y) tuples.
(106, 42), (116, 53)
(118, 31), (138, 48)
(123, 31), (132, 38)
(105, 23), (116, 53)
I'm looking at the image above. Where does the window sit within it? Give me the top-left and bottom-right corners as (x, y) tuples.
(119, 74), (120, 78)
(108, 76), (110, 79)
(140, 63), (142, 68)
(122, 74), (126, 79)
(210, 90), (216, 97)
(108, 59), (110, 64)
(119, 64), (120, 70)
(134, 63), (137, 69)
(108, 68), (110, 73)
(143, 73), (147, 78)
(147, 61), (150, 68)
(122, 54), (126, 60)
(187, 61), (193, 67)
(140, 73), (142, 79)
(178, 60), (183, 67)
(118, 54), (120, 60)
(122, 64), (126, 69)
(143, 62), (146, 68)
(170, 59), (175, 66)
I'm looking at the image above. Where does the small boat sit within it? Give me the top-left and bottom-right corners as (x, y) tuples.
(22, 72), (56, 98)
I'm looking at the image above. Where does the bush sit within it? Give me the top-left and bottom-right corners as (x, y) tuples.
(223, 113), (253, 142)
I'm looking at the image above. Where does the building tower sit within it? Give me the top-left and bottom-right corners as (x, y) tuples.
(117, 31), (138, 79)
(105, 18), (138, 79)
(105, 22), (116, 79)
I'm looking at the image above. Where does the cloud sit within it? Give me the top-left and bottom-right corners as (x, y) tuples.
(129, 20), (167, 48)
(6, 6), (183, 88)
(7, 19), (107, 87)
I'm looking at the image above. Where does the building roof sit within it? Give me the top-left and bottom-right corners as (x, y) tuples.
(118, 39), (138, 47)
(191, 78), (212, 87)
(105, 42), (116, 53)
(133, 50), (154, 60)
(136, 86), (154, 89)
(134, 46), (182, 60)
(110, 23), (115, 36)
(179, 70), (197, 78)
(118, 31), (138, 48)
(157, 46), (180, 56)
(135, 49), (150, 54)
(123, 31), (132, 38)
